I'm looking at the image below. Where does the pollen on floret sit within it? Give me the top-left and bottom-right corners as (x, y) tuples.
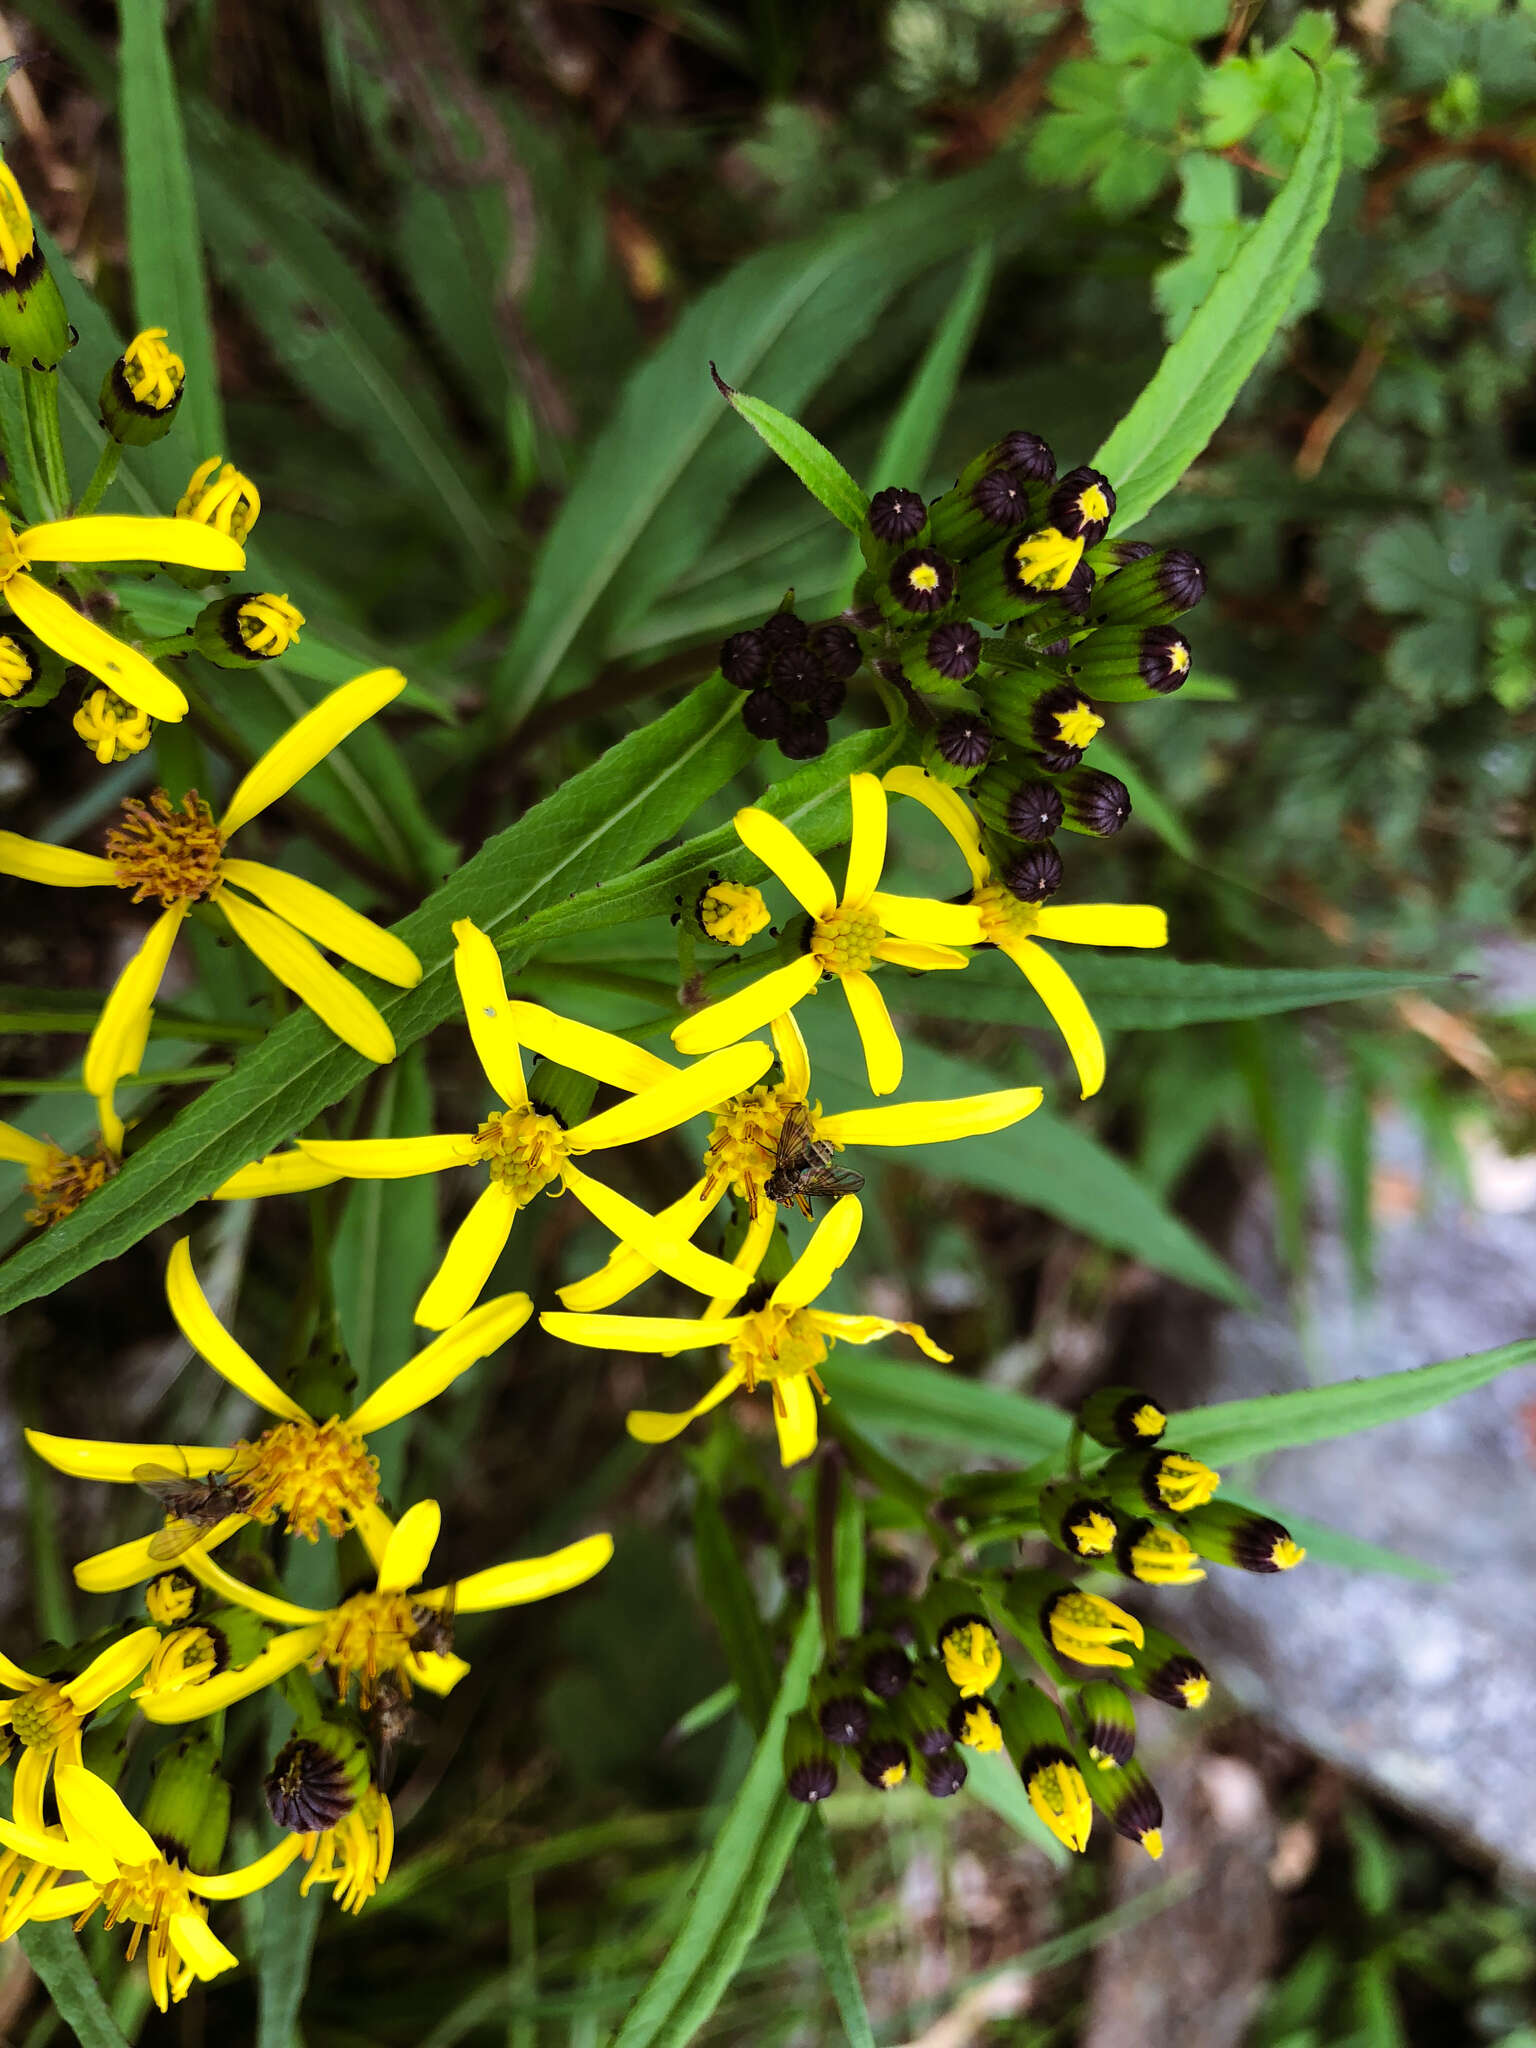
(105, 789), (225, 906)
(809, 903), (883, 975)
(232, 1417), (381, 1543)
(25, 1142), (113, 1228)
(314, 1591), (421, 1706)
(727, 1304), (828, 1393)
(697, 879), (771, 948)
(472, 1106), (569, 1203)
(702, 1081), (795, 1214)
(74, 688), (154, 765)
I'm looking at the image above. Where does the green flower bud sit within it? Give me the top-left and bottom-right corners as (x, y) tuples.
(526, 1058), (600, 1130)
(100, 327), (185, 445)
(808, 1662), (872, 1749)
(856, 1721), (911, 1791)
(143, 1731), (231, 1873)
(918, 710), (992, 786)
(1078, 1387), (1168, 1450)
(1069, 1679), (1137, 1769)
(994, 1680), (1093, 1853)
(1120, 1623), (1212, 1711)
(0, 160), (74, 371)
(1077, 1745), (1164, 1858)
(1176, 1500), (1306, 1573)
(1086, 546), (1206, 626)
(926, 464), (1044, 562)
(877, 544), (958, 626)
(960, 528), (1088, 625)
(191, 591), (305, 668)
(783, 1708), (838, 1803)
(1064, 623), (1191, 701)
(1037, 1481), (1121, 1562)
(970, 762), (1064, 844)
(1097, 1448), (1221, 1516)
(885, 1661), (959, 1759)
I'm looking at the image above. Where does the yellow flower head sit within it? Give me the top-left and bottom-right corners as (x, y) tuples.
(177, 455), (261, 542)
(74, 686), (153, 765)
(28, 1239), (533, 1594)
(1023, 1748), (1094, 1853)
(697, 878), (771, 947)
(299, 1784), (394, 1914)
(543, 1193), (951, 1468)
(235, 592), (303, 657)
(136, 1499), (613, 1725)
(1043, 1589), (1145, 1670)
(0, 632), (33, 697)
(671, 773), (979, 1095)
(882, 766), (1169, 1099)
(0, 669), (423, 1072)
(0, 161), (36, 276)
(937, 1617), (1002, 1697)
(0, 1630), (158, 1834)
(121, 328), (185, 413)
(230, 919), (774, 1329)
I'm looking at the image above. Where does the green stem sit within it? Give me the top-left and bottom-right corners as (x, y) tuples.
(0, 1064), (233, 1094)
(136, 634), (191, 660)
(21, 370), (70, 520)
(73, 438), (122, 516)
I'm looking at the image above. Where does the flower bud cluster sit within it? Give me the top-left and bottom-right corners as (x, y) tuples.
(720, 601), (862, 761)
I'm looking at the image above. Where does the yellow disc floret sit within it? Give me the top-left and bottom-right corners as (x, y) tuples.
(1012, 527), (1085, 592)
(1122, 1523), (1205, 1586)
(1152, 1452), (1221, 1513)
(313, 1592), (420, 1706)
(939, 1619), (1002, 1697)
(954, 1702), (1004, 1754)
(1025, 1754), (1093, 1853)
(727, 1303), (829, 1394)
(236, 594), (304, 657)
(1053, 698), (1104, 749)
(809, 904), (883, 975)
(701, 1081), (795, 1213)
(0, 634), (33, 696)
(177, 456), (261, 542)
(698, 880), (771, 947)
(25, 1142), (112, 1227)
(105, 789), (225, 906)
(1045, 1589), (1145, 1670)
(121, 329), (185, 413)
(472, 1106), (569, 1203)
(9, 1682), (79, 1752)
(231, 1418), (380, 1543)
(1067, 1508), (1118, 1557)
(74, 688), (154, 765)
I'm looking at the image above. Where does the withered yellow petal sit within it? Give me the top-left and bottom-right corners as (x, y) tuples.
(813, 1308), (952, 1361)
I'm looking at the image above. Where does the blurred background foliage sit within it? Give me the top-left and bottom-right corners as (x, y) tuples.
(1, 0), (1534, 2042)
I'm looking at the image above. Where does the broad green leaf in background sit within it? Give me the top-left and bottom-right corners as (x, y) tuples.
(0, 706), (902, 1313)
(17, 1924), (131, 2048)
(789, 1820), (878, 2048)
(718, 376), (868, 534)
(489, 161), (1017, 728)
(1090, 735), (1196, 860)
(118, 0), (224, 460)
(694, 1490), (779, 1734)
(610, 1605), (822, 2048)
(835, 1352), (1070, 1462)
(1092, 59), (1344, 530)
(1177, 1336), (1536, 1464)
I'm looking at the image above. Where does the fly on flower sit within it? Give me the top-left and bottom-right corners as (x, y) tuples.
(671, 772), (978, 1094)
(0, 668), (423, 1067)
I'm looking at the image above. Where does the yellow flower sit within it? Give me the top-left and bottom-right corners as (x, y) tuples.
(74, 686), (153, 764)
(670, 773), (975, 1095)
(882, 766), (1168, 1098)
(0, 1630), (158, 1835)
(697, 880), (771, 946)
(235, 591), (302, 656)
(120, 327), (185, 412)
(0, 669), (423, 1068)
(559, 1008), (1041, 1313)
(0, 633), (34, 696)
(0, 1765), (300, 2010)
(0, 1004), (151, 1221)
(136, 1499), (613, 1722)
(299, 1785), (393, 1914)
(542, 1193), (950, 1467)
(177, 455), (260, 542)
(29, 1237), (531, 1593)
(0, 507), (243, 722)
(220, 919), (772, 1329)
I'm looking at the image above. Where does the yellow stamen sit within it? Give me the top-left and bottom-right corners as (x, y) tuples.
(1176, 1673), (1211, 1710)
(133, 1629), (219, 1701)
(90, 1860), (202, 2009)
(177, 456), (261, 542)
(299, 1785), (393, 1913)
(701, 1081), (797, 1214)
(313, 1592), (419, 1706)
(74, 688), (154, 766)
(1153, 1453), (1221, 1513)
(104, 789), (225, 906)
(1123, 1524), (1205, 1586)
(1140, 1827), (1164, 1859)
(698, 880), (771, 947)
(121, 329), (185, 413)
(0, 634), (33, 697)
(472, 1106), (569, 1203)
(145, 1572), (199, 1627)
(236, 594), (303, 657)
(230, 1417), (380, 1543)
(1026, 1757), (1093, 1853)
(25, 1142), (112, 1227)
(939, 1620), (1001, 1698)
(727, 1303), (828, 1394)
(905, 563), (940, 593)
(879, 1759), (907, 1788)
(809, 903), (883, 975)
(1078, 484), (1110, 525)
(1053, 699), (1104, 749)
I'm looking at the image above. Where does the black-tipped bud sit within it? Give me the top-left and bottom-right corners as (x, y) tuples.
(923, 1751), (969, 1798)
(972, 468), (1033, 529)
(1079, 1387), (1167, 1450)
(101, 327), (185, 445)
(867, 486), (928, 546)
(1037, 1482), (1120, 1562)
(1177, 1500), (1306, 1573)
(935, 710), (991, 767)
(972, 765), (1064, 844)
(741, 688), (792, 742)
(761, 609), (807, 649)
(783, 1709), (839, 1803)
(1055, 766), (1131, 838)
(808, 621), (861, 680)
(927, 621), (982, 682)
(1071, 1681), (1137, 1769)
(720, 629), (768, 689)
(1068, 623), (1191, 701)
(1090, 546), (1206, 626)
(885, 546), (956, 619)
(809, 1664), (872, 1748)
(1123, 1624), (1212, 1711)
(858, 1734), (911, 1791)
(1001, 842), (1064, 902)
(0, 163), (73, 372)
(1028, 681), (1106, 771)
(948, 1694), (1005, 1753)
(1084, 1752), (1164, 1858)
(995, 430), (1056, 481)
(265, 1732), (366, 1835)
(776, 707), (830, 760)
(771, 642), (825, 703)
(192, 592), (304, 669)
(1098, 1448), (1221, 1516)
(1048, 466), (1116, 545)
(861, 1637), (914, 1699)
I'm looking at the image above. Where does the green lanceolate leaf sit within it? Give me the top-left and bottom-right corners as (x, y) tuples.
(610, 1604), (822, 2048)
(1092, 60), (1344, 531)
(0, 705), (900, 1313)
(790, 1819), (878, 2048)
(1175, 1336), (1536, 1465)
(117, 0), (225, 460)
(715, 371), (868, 534)
(17, 1923), (132, 2048)
(834, 1353), (1070, 1462)
(694, 1489), (778, 1734)
(489, 161), (1017, 728)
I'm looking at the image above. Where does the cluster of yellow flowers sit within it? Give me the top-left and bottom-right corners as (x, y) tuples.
(0, 158), (1174, 2008)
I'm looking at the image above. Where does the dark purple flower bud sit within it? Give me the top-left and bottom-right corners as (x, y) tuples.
(771, 644), (823, 703)
(923, 1752), (969, 1798)
(1002, 843), (1064, 901)
(720, 628), (767, 689)
(935, 712), (992, 770)
(777, 708), (830, 760)
(761, 609), (807, 649)
(1049, 466), (1116, 544)
(786, 1755), (839, 1803)
(741, 689), (792, 742)
(802, 673), (847, 720)
(1063, 768), (1132, 837)
(264, 1739), (356, 1835)
(927, 621), (981, 681)
(888, 546), (955, 615)
(1007, 782), (1064, 842)
(996, 430), (1056, 481)
(971, 468), (1031, 529)
(808, 621), (860, 679)
(868, 486), (928, 545)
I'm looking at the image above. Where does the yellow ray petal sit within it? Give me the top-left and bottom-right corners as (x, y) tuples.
(770, 1010), (811, 1099)
(841, 972), (902, 1095)
(186, 1837), (303, 1901)
(73, 1517), (246, 1594)
(219, 861), (420, 988)
(24, 1429), (233, 1483)
(733, 805), (838, 919)
(353, 1499), (396, 1571)
(771, 1193), (862, 1310)
(1032, 904), (1169, 949)
(211, 1151), (344, 1199)
(414, 1180), (518, 1329)
(1000, 936), (1105, 1099)
(54, 1763), (160, 1868)
(13, 1746), (51, 1836)
(813, 1309), (953, 1360)
(218, 890), (396, 1064)
(626, 1365), (746, 1444)
(571, 1040), (773, 1152)
(817, 1086), (1042, 1147)
(407, 1648), (470, 1695)
(562, 1162), (751, 1302)
(378, 1499), (440, 1592)
(772, 1373), (820, 1467)
(500, 999), (674, 1095)
(136, 1628), (323, 1724)
(448, 1531), (614, 1613)
(219, 668), (406, 836)
(870, 892), (985, 945)
(883, 765), (989, 887)
(296, 1134), (475, 1180)
(0, 1817), (81, 1871)
(20, 515), (245, 574)
(166, 1237), (309, 1422)
(0, 1649), (39, 1688)
(539, 1310), (746, 1353)
(82, 904), (188, 1101)
(0, 1120), (53, 1169)
(670, 953), (822, 1058)
(702, 1201), (776, 1320)
(347, 1293), (533, 1435)
(842, 772), (888, 909)
(555, 1178), (717, 1313)
(0, 832), (116, 888)
(4, 574), (188, 720)
(184, 1548), (324, 1625)
(451, 920), (528, 1106)
(168, 1914), (241, 1982)
(873, 938), (970, 973)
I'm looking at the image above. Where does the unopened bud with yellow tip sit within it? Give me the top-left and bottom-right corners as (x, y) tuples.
(1070, 1680), (1137, 1769)
(1040, 1585), (1145, 1671)
(0, 159), (74, 371)
(1078, 1386), (1167, 1451)
(177, 455), (261, 543)
(101, 327), (185, 445)
(192, 592), (304, 668)
(918, 1579), (1002, 1697)
(695, 879), (771, 948)
(74, 687), (154, 765)
(1037, 1481), (1120, 1562)
(1121, 1623), (1211, 1712)
(1078, 1746), (1164, 1859)
(1177, 1500), (1306, 1574)
(1099, 1447), (1221, 1516)
(144, 1570), (199, 1627)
